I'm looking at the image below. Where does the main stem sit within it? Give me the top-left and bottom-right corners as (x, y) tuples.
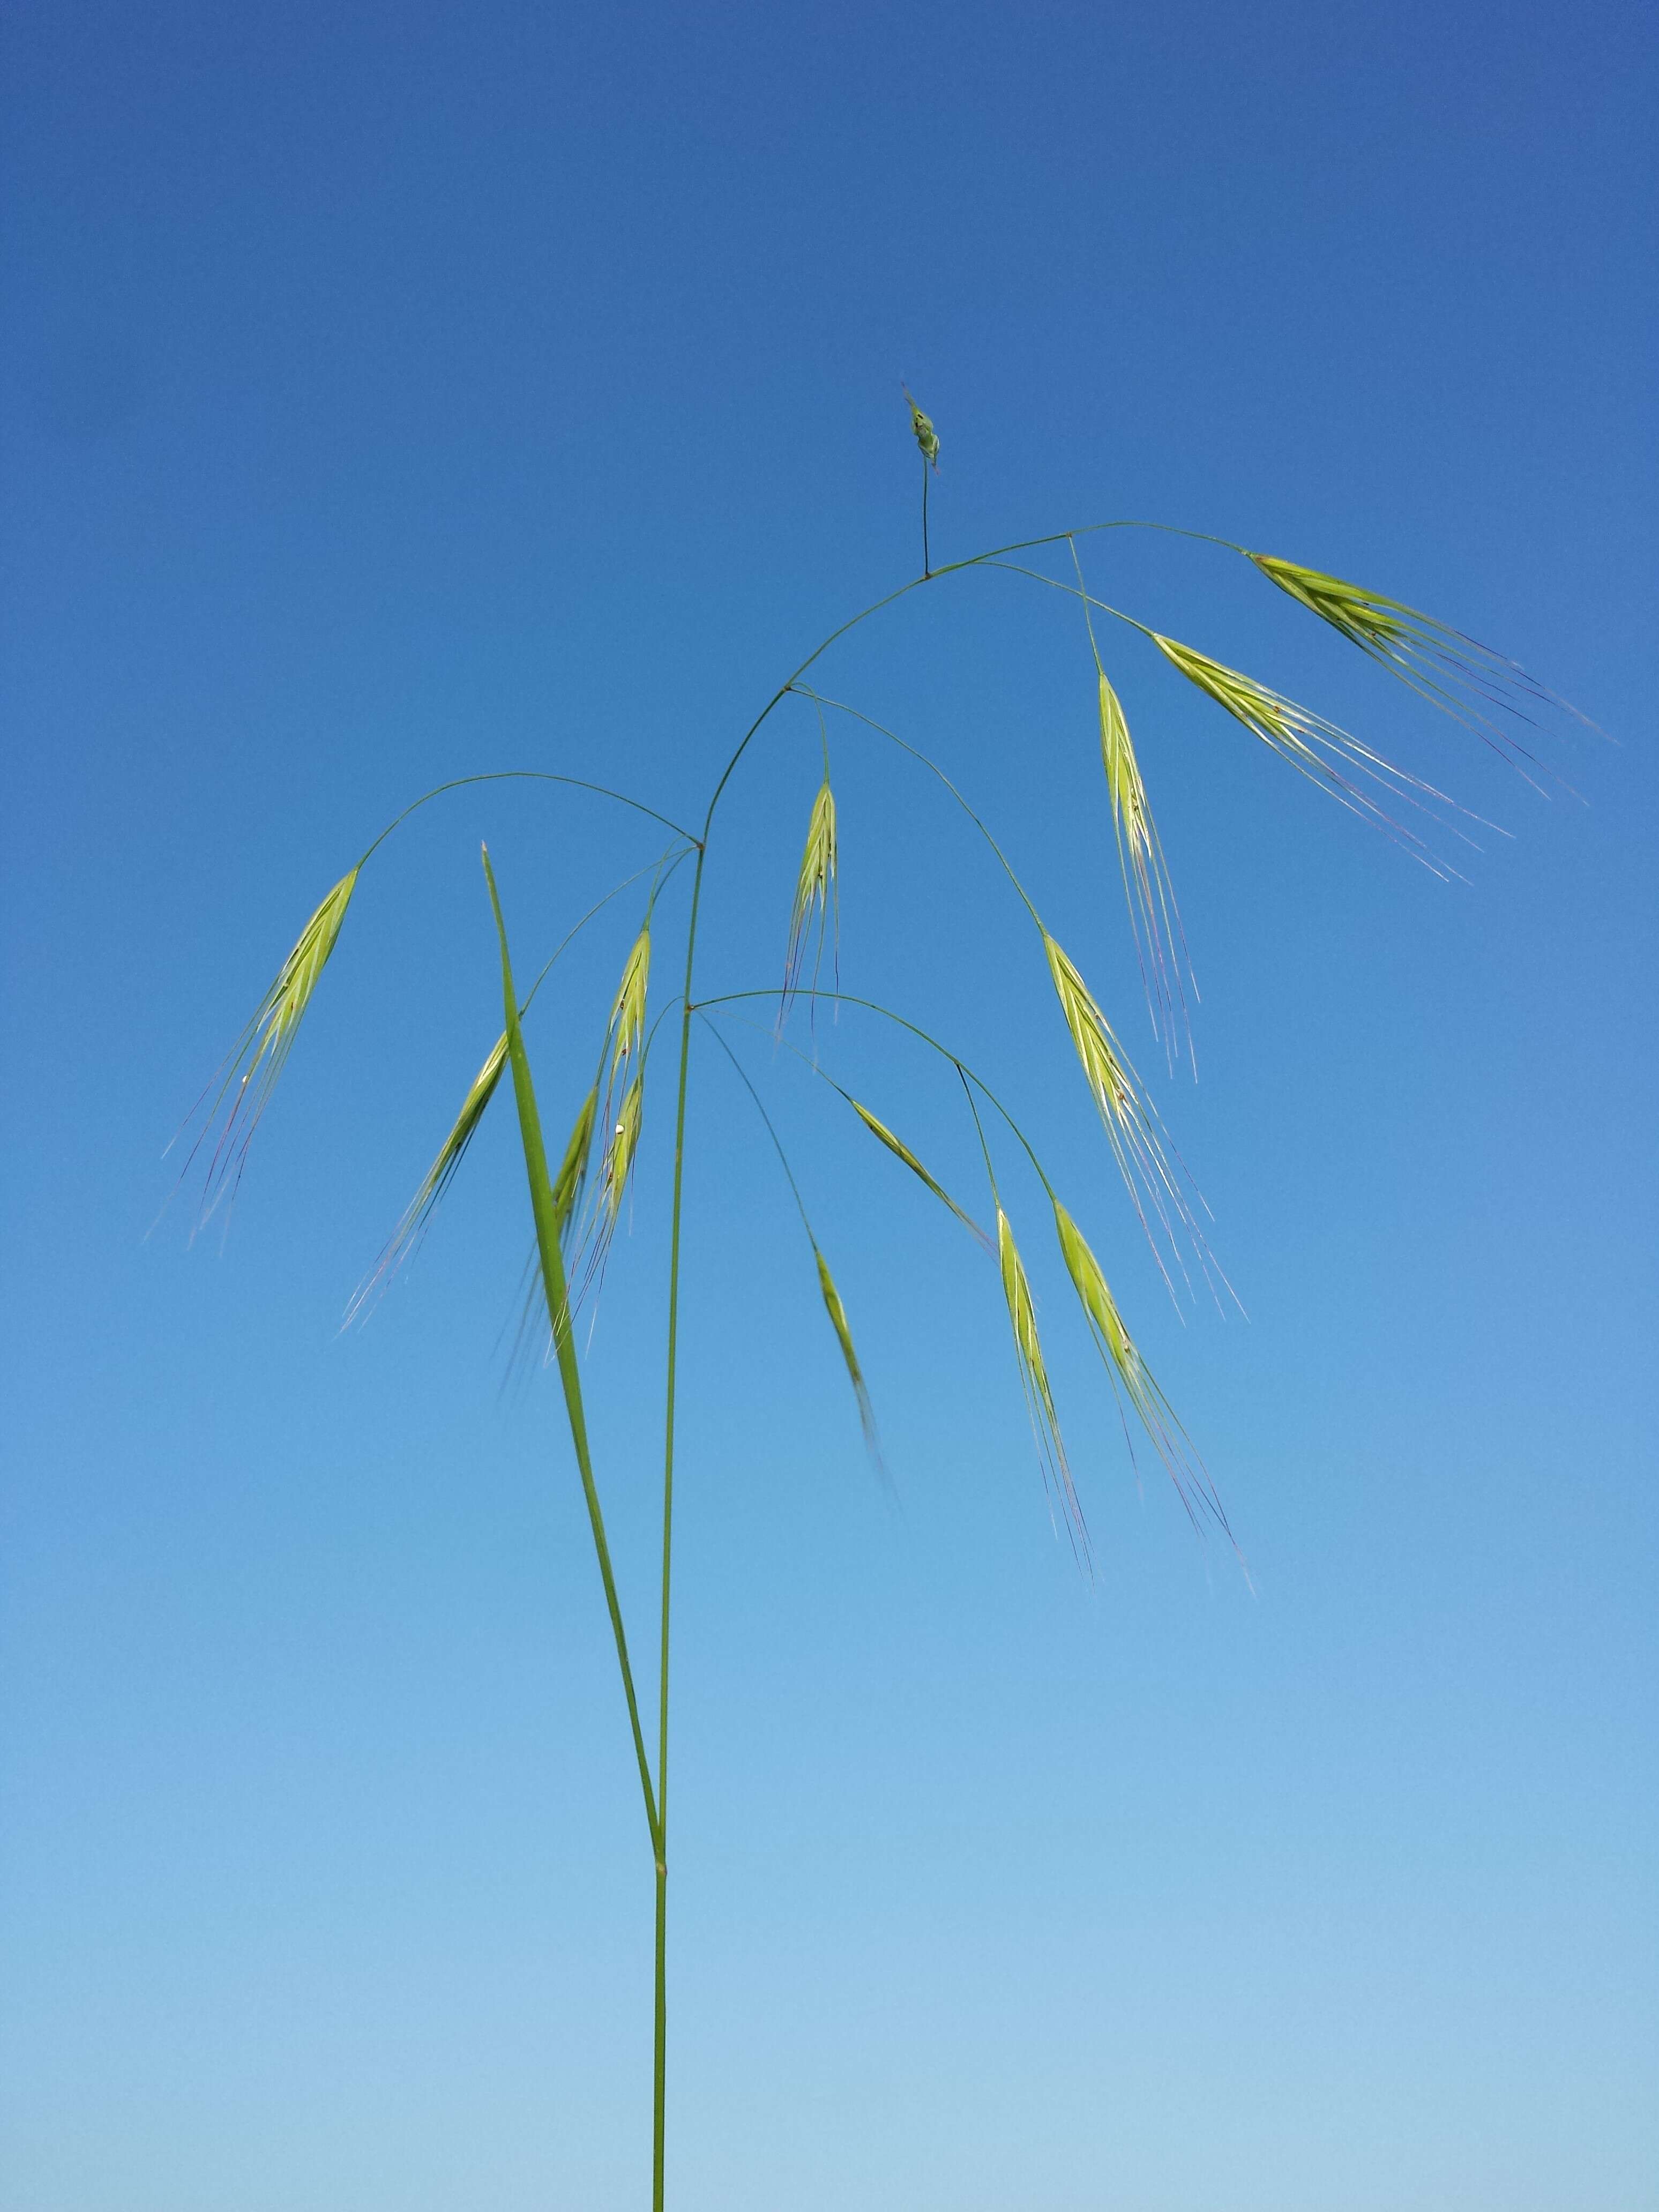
(654, 841), (707, 2212)
(645, 573), (943, 2205)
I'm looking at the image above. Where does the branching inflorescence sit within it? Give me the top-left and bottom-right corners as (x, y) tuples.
(178, 397), (1587, 2211)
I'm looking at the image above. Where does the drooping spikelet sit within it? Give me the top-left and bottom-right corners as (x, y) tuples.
(346, 1033), (509, 1320)
(599, 1073), (643, 1236)
(997, 1207), (1086, 1559)
(814, 1247), (882, 1469)
(190, 867), (359, 1225)
(1096, 667), (1191, 1058)
(1152, 633), (1471, 870)
(845, 1095), (990, 1247)
(605, 924), (651, 1104)
(575, 922), (652, 1285)
(1050, 1197), (1229, 1539)
(1251, 555), (1422, 657)
(781, 778), (837, 1022)
(1248, 552), (1583, 783)
(519, 923), (653, 1337)
(1042, 931), (1212, 1296)
(508, 1083), (602, 1374)
(551, 1085), (600, 1240)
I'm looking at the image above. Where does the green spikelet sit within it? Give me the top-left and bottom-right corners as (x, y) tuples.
(996, 1207), (1086, 1558)
(1050, 1197), (1228, 1538)
(192, 866), (359, 1224)
(1096, 667), (1190, 1052)
(903, 385), (940, 469)
(814, 1247), (882, 1467)
(781, 777), (837, 1018)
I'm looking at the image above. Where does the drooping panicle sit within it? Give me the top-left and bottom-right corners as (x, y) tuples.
(189, 866), (359, 1226)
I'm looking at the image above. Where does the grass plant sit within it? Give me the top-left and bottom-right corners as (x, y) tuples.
(182, 397), (1588, 2206)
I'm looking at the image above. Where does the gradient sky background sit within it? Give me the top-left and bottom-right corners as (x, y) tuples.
(2, 4), (1654, 2209)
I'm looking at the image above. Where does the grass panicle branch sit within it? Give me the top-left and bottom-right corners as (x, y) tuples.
(793, 685), (1042, 930)
(699, 1013), (885, 1477)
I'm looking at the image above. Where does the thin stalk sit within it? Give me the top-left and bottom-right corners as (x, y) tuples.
(791, 686), (1043, 930)
(653, 1865), (667, 2212)
(922, 458), (931, 578)
(982, 556), (1155, 639)
(359, 769), (697, 866)
(653, 841), (706, 2212)
(701, 516), (1227, 816)
(697, 1013), (820, 1241)
(698, 990), (1043, 1175)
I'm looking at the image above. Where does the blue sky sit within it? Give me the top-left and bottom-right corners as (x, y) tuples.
(2, 3), (1654, 2208)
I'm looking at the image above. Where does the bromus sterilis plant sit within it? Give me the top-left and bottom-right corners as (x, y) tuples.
(178, 394), (1591, 2208)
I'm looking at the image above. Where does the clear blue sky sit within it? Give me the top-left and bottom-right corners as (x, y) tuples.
(2, 4), (1654, 2208)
